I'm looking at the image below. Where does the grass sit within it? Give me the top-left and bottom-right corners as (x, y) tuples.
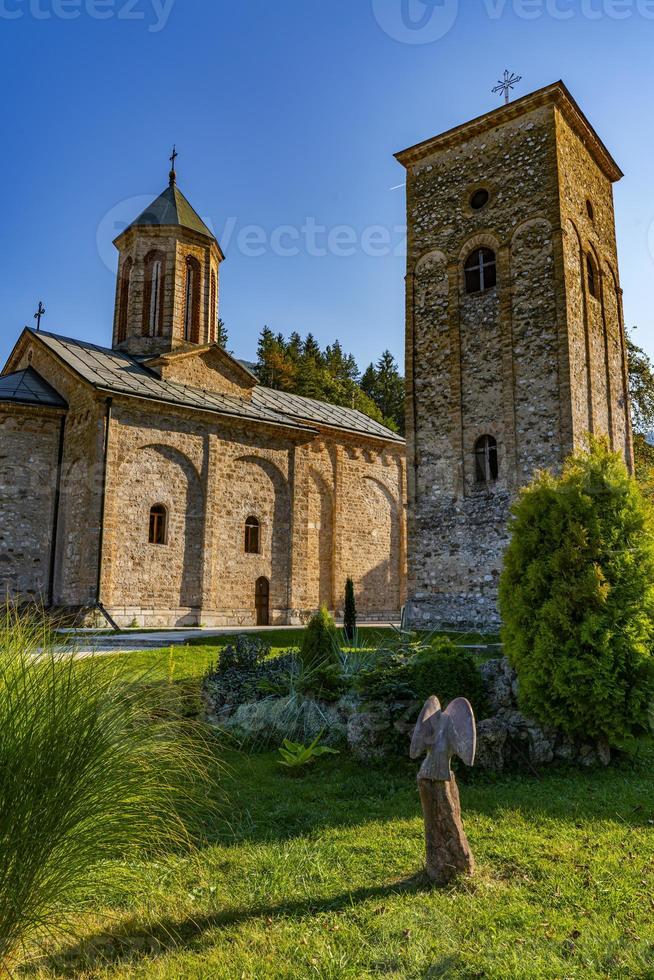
(21, 741), (654, 978)
(20, 627), (651, 977)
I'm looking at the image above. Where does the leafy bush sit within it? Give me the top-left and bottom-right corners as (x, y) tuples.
(355, 635), (486, 716)
(0, 607), (213, 968)
(203, 635), (274, 708)
(499, 438), (654, 748)
(344, 578), (357, 643)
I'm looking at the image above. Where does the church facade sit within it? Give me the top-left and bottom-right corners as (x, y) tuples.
(399, 81), (633, 631)
(0, 171), (406, 627)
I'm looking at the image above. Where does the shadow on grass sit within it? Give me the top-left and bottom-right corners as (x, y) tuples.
(23, 874), (441, 977)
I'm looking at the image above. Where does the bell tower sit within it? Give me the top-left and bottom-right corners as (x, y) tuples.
(112, 154), (224, 357)
(397, 81), (633, 631)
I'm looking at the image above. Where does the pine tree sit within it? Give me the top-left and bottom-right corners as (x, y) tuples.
(255, 326), (278, 387)
(216, 318), (228, 349)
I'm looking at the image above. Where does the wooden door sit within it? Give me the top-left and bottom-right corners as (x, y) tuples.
(255, 577), (270, 626)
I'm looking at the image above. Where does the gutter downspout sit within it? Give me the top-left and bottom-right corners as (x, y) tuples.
(95, 397), (119, 631)
(47, 413), (66, 608)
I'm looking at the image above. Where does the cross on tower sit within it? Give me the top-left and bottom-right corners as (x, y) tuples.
(492, 70), (522, 105)
(34, 301), (46, 332)
(169, 145), (178, 185)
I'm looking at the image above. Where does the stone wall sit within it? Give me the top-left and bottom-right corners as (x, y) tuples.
(98, 398), (406, 628)
(402, 93), (629, 630)
(0, 405), (63, 601)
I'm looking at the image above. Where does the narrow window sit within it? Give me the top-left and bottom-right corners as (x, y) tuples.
(184, 256), (201, 343)
(586, 255), (598, 299)
(245, 516), (260, 554)
(117, 257), (132, 343)
(210, 271), (217, 343)
(149, 504), (168, 545)
(475, 435), (499, 484)
(586, 199), (595, 222)
(142, 251), (166, 337)
(464, 248), (497, 294)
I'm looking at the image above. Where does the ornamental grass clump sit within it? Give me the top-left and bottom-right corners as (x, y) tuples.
(0, 607), (215, 968)
(499, 438), (654, 749)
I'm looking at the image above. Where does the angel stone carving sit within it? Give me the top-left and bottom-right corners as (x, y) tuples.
(410, 696), (477, 884)
(410, 696), (476, 781)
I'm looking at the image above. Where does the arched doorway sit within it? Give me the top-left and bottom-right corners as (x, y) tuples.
(255, 577), (270, 626)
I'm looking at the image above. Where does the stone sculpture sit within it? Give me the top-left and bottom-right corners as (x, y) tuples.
(410, 696), (476, 884)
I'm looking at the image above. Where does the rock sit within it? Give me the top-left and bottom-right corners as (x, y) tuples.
(476, 717), (509, 771)
(479, 657), (518, 713)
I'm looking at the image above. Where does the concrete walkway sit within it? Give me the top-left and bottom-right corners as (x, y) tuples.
(56, 624), (399, 656)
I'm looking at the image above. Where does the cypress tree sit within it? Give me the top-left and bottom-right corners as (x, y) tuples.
(344, 578), (357, 644)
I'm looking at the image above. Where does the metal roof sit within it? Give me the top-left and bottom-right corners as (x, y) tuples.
(0, 367), (67, 408)
(122, 184), (216, 241)
(252, 387), (404, 443)
(24, 331), (404, 443)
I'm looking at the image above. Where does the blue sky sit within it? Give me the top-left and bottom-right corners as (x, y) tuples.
(1, 0), (654, 371)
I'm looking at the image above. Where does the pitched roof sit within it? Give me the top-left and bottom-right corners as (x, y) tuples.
(17, 331), (404, 444)
(121, 184), (216, 241)
(0, 367), (67, 408)
(395, 80), (623, 183)
(252, 387), (404, 443)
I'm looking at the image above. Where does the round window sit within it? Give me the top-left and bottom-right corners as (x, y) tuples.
(470, 188), (490, 211)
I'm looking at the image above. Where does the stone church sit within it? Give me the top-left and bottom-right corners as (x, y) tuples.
(399, 80), (633, 630)
(0, 166), (406, 627)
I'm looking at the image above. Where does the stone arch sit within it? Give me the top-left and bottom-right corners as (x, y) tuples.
(351, 476), (401, 614)
(108, 442), (204, 614)
(57, 455), (95, 604)
(307, 466), (334, 610)
(510, 217), (561, 477)
(220, 454), (291, 621)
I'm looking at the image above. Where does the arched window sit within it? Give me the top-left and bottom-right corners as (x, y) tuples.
(586, 254), (598, 299)
(210, 271), (217, 343)
(475, 435), (498, 484)
(142, 251), (166, 337)
(117, 257), (132, 344)
(245, 516), (260, 554)
(149, 504), (168, 545)
(464, 248), (497, 294)
(184, 256), (201, 344)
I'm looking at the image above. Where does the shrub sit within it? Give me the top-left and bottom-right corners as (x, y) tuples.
(300, 606), (338, 670)
(355, 636), (486, 717)
(344, 578), (357, 643)
(411, 642), (487, 714)
(0, 607), (213, 967)
(499, 438), (654, 748)
(205, 635), (272, 707)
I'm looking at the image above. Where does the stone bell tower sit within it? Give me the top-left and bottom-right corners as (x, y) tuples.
(396, 81), (633, 631)
(112, 153), (224, 357)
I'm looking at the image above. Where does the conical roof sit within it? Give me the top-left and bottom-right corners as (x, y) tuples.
(123, 183), (216, 240)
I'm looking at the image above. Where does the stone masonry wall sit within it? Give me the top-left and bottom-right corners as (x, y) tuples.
(555, 108), (633, 467)
(403, 96), (629, 631)
(99, 398), (406, 628)
(0, 405), (63, 601)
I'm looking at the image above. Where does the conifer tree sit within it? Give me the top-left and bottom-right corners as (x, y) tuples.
(499, 437), (654, 748)
(216, 318), (228, 349)
(344, 578), (357, 643)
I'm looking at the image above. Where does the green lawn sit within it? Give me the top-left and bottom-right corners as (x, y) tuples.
(24, 634), (654, 979)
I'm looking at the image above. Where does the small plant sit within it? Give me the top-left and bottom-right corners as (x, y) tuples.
(344, 578), (357, 643)
(277, 731), (339, 771)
